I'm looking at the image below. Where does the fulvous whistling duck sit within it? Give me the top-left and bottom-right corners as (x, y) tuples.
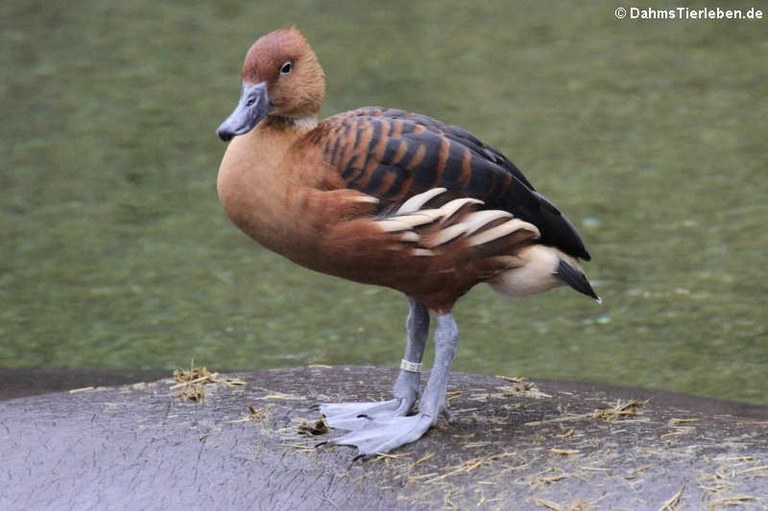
(216, 27), (599, 456)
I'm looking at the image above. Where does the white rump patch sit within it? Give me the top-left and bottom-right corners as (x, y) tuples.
(488, 245), (562, 297)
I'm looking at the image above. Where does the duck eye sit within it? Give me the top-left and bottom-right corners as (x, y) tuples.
(280, 61), (293, 75)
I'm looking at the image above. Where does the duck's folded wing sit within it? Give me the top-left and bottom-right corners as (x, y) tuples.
(312, 107), (590, 260)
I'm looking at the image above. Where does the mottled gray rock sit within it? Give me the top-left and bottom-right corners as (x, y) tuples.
(1, 367), (766, 510)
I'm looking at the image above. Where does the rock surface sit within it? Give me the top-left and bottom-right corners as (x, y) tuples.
(1, 366), (766, 510)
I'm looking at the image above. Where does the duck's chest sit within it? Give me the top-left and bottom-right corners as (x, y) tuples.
(218, 134), (295, 242)
(216, 127), (348, 260)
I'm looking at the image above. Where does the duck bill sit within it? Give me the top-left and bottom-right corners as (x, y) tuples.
(217, 82), (270, 141)
(555, 259), (601, 303)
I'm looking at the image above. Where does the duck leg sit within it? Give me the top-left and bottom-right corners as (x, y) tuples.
(320, 298), (429, 429)
(325, 312), (459, 456)
(391, 297), (430, 412)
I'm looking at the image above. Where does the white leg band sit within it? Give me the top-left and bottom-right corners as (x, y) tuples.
(400, 359), (423, 373)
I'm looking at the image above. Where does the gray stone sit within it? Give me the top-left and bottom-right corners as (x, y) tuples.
(1, 367), (766, 510)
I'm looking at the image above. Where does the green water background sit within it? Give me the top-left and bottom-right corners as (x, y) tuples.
(2, 1), (766, 404)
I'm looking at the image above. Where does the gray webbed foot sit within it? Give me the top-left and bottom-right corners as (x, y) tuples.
(320, 312), (459, 456)
(326, 413), (436, 456)
(319, 397), (414, 431)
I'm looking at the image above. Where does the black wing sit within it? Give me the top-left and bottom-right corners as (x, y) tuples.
(315, 107), (591, 260)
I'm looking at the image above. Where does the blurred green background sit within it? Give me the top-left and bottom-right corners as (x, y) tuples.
(1, 1), (765, 404)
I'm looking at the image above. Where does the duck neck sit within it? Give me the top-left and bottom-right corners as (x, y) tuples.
(265, 114), (319, 131)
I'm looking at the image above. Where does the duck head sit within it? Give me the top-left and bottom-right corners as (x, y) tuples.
(217, 27), (326, 141)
